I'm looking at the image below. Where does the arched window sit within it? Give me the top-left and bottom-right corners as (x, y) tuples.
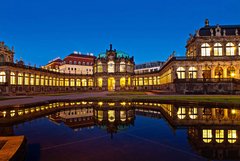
(82, 79), (87, 86)
(120, 62), (126, 72)
(177, 107), (186, 119)
(201, 43), (211, 56)
(98, 78), (103, 88)
(227, 66), (235, 78)
(189, 67), (197, 78)
(203, 129), (212, 143)
(18, 73), (23, 85)
(59, 78), (64, 86)
(108, 61), (115, 73)
(70, 79), (75, 86)
(177, 67), (185, 79)
(88, 79), (93, 86)
(65, 79), (69, 86)
(120, 77), (126, 87)
(97, 62), (103, 73)
(40, 76), (44, 86)
(10, 72), (16, 85)
(215, 66), (223, 78)
(139, 78), (143, 86)
(49, 77), (52, 86)
(69, 61), (72, 64)
(189, 108), (197, 119)
(76, 79), (81, 86)
(238, 43), (240, 55)
(45, 76), (48, 86)
(226, 42), (235, 56)
(0, 72), (6, 83)
(228, 130), (237, 143)
(215, 130), (224, 143)
(202, 66), (211, 78)
(213, 43), (222, 56)
(53, 78), (56, 86)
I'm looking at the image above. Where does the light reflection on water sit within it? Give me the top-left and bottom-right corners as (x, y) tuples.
(0, 101), (240, 161)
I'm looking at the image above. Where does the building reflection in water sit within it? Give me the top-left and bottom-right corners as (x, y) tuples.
(0, 101), (240, 160)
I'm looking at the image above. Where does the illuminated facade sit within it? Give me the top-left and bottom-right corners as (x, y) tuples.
(0, 20), (240, 95)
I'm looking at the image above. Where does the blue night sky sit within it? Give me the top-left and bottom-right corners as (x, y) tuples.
(0, 0), (240, 66)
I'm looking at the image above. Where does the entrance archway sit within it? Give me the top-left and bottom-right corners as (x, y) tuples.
(108, 77), (115, 91)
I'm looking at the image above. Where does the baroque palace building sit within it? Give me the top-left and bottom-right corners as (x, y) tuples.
(0, 19), (240, 95)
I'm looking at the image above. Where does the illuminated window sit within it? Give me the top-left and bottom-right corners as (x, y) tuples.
(149, 77), (153, 85)
(189, 108), (197, 119)
(153, 77), (157, 85)
(53, 78), (56, 86)
(157, 76), (160, 85)
(128, 77), (131, 86)
(189, 67), (197, 78)
(40, 76), (44, 86)
(60, 78), (64, 86)
(88, 79), (93, 86)
(70, 79), (74, 86)
(215, 66), (223, 78)
(98, 110), (103, 121)
(120, 61), (126, 72)
(120, 77), (126, 87)
(97, 62), (103, 73)
(10, 72), (16, 85)
(201, 43), (211, 56)
(30, 74), (34, 85)
(228, 130), (237, 143)
(227, 66), (235, 78)
(24, 74), (29, 85)
(226, 42), (235, 56)
(108, 110), (115, 122)
(56, 78), (59, 86)
(177, 107), (186, 119)
(45, 76), (48, 86)
(35, 75), (40, 85)
(18, 73), (23, 85)
(108, 61), (115, 73)
(202, 129), (212, 143)
(215, 130), (224, 143)
(177, 67), (185, 79)
(213, 43), (222, 56)
(139, 78), (143, 86)
(49, 77), (52, 86)
(144, 78), (148, 85)
(0, 72), (6, 83)
(76, 79), (81, 86)
(65, 79), (69, 86)
(120, 111), (126, 121)
(239, 43), (240, 55)
(82, 79), (87, 86)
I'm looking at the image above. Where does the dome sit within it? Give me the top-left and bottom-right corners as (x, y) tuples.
(98, 50), (130, 58)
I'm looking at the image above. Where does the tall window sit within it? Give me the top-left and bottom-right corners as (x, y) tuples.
(144, 78), (148, 85)
(189, 67), (197, 78)
(177, 67), (185, 79)
(215, 130), (224, 143)
(0, 72), (6, 83)
(120, 77), (125, 87)
(213, 43), (222, 56)
(98, 78), (103, 88)
(201, 43), (211, 56)
(120, 62), (126, 72)
(139, 78), (143, 86)
(88, 79), (93, 86)
(226, 42), (235, 56)
(97, 62), (103, 73)
(202, 129), (212, 143)
(189, 108), (197, 119)
(36, 75), (40, 85)
(53, 78), (56, 86)
(70, 79), (75, 86)
(239, 43), (240, 55)
(228, 130), (237, 143)
(45, 76), (48, 86)
(108, 61), (115, 73)
(76, 79), (81, 86)
(65, 79), (69, 86)
(49, 77), (52, 86)
(24, 74), (29, 85)
(60, 78), (64, 86)
(18, 73), (23, 85)
(10, 72), (16, 85)
(30, 74), (35, 85)
(82, 79), (87, 86)
(41, 76), (44, 86)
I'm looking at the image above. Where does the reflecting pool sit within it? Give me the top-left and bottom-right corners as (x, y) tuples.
(0, 101), (240, 161)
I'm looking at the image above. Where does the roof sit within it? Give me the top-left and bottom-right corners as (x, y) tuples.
(98, 50), (130, 58)
(198, 25), (240, 37)
(68, 53), (95, 59)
